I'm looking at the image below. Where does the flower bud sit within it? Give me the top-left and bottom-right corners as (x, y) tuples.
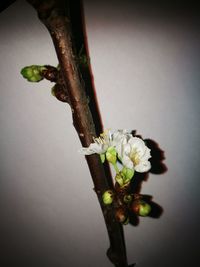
(139, 202), (151, 216)
(102, 190), (114, 205)
(106, 147), (117, 164)
(115, 207), (129, 224)
(21, 65), (46, 82)
(121, 167), (134, 184)
(123, 194), (132, 204)
(132, 200), (151, 217)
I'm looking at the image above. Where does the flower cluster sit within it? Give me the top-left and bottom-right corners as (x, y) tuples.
(81, 130), (151, 187)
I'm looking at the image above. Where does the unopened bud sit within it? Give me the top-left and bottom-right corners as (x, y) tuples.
(106, 147), (117, 164)
(132, 200), (151, 217)
(102, 190), (114, 205)
(123, 194), (132, 204)
(51, 85), (69, 103)
(115, 207), (129, 224)
(21, 65), (46, 82)
(121, 167), (134, 184)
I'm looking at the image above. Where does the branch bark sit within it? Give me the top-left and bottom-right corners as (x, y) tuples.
(26, 1), (131, 266)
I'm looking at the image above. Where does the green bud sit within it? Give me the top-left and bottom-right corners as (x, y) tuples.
(139, 201), (151, 216)
(21, 65), (46, 82)
(115, 168), (134, 188)
(132, 200), (151, 217)
(102, 190), (114, 205)
(106, 147), (117, 164)
(121, 167), (134, 184)
(123, 194), (132, 204)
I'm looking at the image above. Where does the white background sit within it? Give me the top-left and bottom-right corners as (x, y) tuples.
(0, 1), (199, 266)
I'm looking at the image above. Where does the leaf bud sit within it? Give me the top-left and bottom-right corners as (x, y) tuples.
(21, 65), (46, 82)
(51, 85), (69, 103)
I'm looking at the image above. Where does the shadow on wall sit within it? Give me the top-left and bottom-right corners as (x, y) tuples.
(128, 131), (167, 226)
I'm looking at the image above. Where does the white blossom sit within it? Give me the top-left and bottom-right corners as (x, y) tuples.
(117, 136), (151, 173)
(80, 129), (151, 173)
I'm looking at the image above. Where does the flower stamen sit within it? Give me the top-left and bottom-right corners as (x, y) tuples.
(93, 130), (109, 145)
(130, 150), (140, 166)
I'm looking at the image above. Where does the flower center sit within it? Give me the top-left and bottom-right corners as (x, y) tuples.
(130, 149), (140, 166)
(93, 130), (110, 145)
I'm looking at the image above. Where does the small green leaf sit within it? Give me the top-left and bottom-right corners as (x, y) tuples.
(115, 173), (124, 187)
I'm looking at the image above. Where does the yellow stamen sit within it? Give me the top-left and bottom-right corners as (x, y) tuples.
(130, 150), (140, 166)
(93, 130), (109, 145)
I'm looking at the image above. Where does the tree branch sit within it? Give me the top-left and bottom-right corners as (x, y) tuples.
(26, 1), (131, 266)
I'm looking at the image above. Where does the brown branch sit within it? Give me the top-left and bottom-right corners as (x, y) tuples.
(26, 1), (131, 266)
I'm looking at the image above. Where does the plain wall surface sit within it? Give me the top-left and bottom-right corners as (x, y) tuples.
(0, 1), (199, 266)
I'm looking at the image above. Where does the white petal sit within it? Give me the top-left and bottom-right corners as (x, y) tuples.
(112, 131), (124, 146)
(135, 160), (151, 172)
(121, 154), (134, 169)
(79, 147), (94, 155)
(115, 143), (122, 158)
(129, 137), (149, 158)
(128, 137), (144, 146)
(123, 143), (131, 155)
(141, 147), (151, 160)
(80, 143), (105, 155)
(115, 138), (131, 158)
